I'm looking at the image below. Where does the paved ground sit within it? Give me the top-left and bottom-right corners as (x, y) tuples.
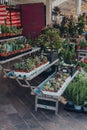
(0, 71), (87, 130)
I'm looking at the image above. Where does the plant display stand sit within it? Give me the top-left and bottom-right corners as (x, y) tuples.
(34, 71), (79, 114)
(0, 38), (59, 90)
(0, 26), (79, 115)
(35, 95), (59, 115)
(0, 47), (40, 64)
(5, 59), (59, 89)
(0, 36), (33, 61)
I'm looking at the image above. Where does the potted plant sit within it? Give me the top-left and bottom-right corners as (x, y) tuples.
(85, 33), (87, 41)
(83, 97), (87, 113)
(77, 15), (85, 35)
(65, 71), (87, 107)
(62, 43), (76, 64)
(1, 24), (7, 37)
(37, 28), (63, 62)
(79, 41), (86, 50)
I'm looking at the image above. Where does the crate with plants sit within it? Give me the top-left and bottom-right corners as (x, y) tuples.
(42, 71), (70, 93)
(0, 36), (32, 61)
(8, 54), (49, 78)
(0, 25), (22, 39)
(34, 66), (78, 98)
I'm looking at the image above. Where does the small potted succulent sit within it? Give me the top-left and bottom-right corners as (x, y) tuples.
(34, 56), (41, 67)
(40, 54), (48, 63)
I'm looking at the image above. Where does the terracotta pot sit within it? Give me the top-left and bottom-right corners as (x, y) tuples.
(2, 33), (6, 37)
(12, 33), (15, 36)
(15, 69), (20, 72)
(10, 33), (13, 36)
(77, 45), (81, 50)
(6, 33), (9, 37)
(0, 33), (3, 37)
(77, 66), (81, 71)
(43, 61), (48, 64)
(81, 46), (85, 50)
(14, 50), (20, 54)
(40, 62), (43, 66)
(36, 64), (41, 68)
(84, 59), (87, 63)
(85, 46), (87, 50)
(1, 53), (8, 57)
(14, 50), (18, 54)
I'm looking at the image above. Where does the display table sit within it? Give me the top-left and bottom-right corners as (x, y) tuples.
(34, 71), (79, 114)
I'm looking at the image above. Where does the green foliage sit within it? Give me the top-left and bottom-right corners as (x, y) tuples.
(1, 25), (9, 33)
(65, 72), (87, 105)
(79, 61), (87, 72)
(77, 14), (85, 34)
(37, 28), (63, 51)
(54, 13), (86, 37)
(79, 41), (87, 46)
(13, 55), (48, 71)
(62, 43), (76, 64)
(27, 37), (33, 45)
(1, 24), (22, 34)
(0, 37), (31, 53)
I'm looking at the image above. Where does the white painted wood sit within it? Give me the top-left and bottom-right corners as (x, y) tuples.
(0, 47), (40, 64)
(46, 0), (52, 25)
(36, 71), (79, 97)
(34, 70), (78, 114)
